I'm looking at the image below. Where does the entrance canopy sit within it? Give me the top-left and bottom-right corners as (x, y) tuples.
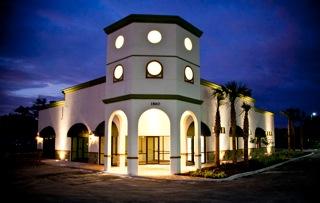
(138, 108), (170, 136)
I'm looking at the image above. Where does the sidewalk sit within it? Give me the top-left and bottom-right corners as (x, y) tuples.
(41, 150), (317, 181)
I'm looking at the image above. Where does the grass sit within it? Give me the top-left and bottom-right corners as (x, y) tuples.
(183, 149), (308, 179)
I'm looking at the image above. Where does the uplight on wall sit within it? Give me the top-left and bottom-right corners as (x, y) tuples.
(147, 30), (162, 44)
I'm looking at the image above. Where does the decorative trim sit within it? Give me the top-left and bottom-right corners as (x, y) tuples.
(62, 76), (106, 94)
(127, 157), (138, 159)
(104, 14), (203, 37)
(103, 94), (203, 105)
(104, 155), (111, 158)
(107, 54), (200, 67)
(170, 156), (181, 159)
(42, 100), (65, 109)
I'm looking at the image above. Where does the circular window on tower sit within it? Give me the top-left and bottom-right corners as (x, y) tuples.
(146, 60), (163, 78)
(184, 66), (194, 83)
(184, 37), (193, 51)
(147, 30), (162, 44)
(115, 35), (124, 49)
(113, 65), (124, 82)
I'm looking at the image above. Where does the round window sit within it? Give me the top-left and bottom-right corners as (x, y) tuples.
(115, 35), (124, 49)
(184, 37), (192, 51)
(113, 65), (123, 81)
(147, 30), (162, 44)
(185, 66), (194, 82)
(147, 61), (162, 77)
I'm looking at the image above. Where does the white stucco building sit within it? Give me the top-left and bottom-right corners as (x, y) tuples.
(37, 14), (274, 176)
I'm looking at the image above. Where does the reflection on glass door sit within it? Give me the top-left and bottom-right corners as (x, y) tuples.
(146, 136), (159, 164)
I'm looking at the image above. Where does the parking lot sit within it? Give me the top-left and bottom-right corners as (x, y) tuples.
(3, 151), (319, 202)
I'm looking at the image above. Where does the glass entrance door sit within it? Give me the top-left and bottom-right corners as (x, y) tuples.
(146, 136), (159, 164)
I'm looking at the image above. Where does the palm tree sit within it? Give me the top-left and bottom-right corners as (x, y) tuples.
(241, 102), (251, 165)
(224, 81), (252, 164)
(296, 109), (306, 151)
(281, 108), (299, 152)
(212, 88), (226, 167)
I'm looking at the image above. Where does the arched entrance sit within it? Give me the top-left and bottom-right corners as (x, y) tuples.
(201, 122), (211, 163)
(229, 125), (244, 150)
(106, 110), (128, 170)
(138, 108), (170, 165)
(94, 121), (105, 165)
(180, 111), (200, 171)
(68, 123), (89, 163)
(39, 126), (55, 159)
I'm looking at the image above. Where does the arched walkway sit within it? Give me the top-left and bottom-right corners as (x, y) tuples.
(39, 126), (56, 159)
(94, 121), (105, 165)
(138, 108), (170, 165)
(105, 110), (128, 171)
(67, 123), (89, 163)
(180, 111), (201, 172)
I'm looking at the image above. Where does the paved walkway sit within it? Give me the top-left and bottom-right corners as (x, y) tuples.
(42, 149), (317, 181)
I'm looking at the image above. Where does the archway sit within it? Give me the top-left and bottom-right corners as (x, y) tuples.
(39, 126), (55, 159)
(255, 127), (266, 148)
(94, 121), (105, 165)
(180, 111), (200, 171)
(67, 123), (89, 163)
(229, 125), (244, 149)
(201, 122), (211, 163)
(138, 108), (170, 165)
(106, 110), (128, 170)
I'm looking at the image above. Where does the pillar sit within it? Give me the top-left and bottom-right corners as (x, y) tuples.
(170, 117), (181, 174)
(127, 114), (138, 176)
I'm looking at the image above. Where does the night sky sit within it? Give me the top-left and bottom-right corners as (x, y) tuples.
(1, 0), (319, 127)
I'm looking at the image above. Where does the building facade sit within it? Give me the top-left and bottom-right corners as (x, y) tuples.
(37, 14), (275, 176)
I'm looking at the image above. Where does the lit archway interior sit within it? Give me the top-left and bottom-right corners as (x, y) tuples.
(180, 111), (199, 171)
(138, 108), (170, 165)
(107, 110), (128, 169)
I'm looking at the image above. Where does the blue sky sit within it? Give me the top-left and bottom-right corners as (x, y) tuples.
(1, 0), (319, 127)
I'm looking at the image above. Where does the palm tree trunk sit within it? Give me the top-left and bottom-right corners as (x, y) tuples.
(214, 106), (221, 167)
(243, 111), (249, 165)
(231, 102), (237, 164)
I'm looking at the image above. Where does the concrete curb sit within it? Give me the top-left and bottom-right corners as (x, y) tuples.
(210, 152), (315, 182)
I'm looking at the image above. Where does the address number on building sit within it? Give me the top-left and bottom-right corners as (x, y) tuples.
(151, 102), (160, 106)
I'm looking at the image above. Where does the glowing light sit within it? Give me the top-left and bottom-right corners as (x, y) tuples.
(138, 108), (170, 136)
(184, 66), (193, 81)
(147, 61), (162, 76)
(184, 37), (192, 51)
(115, 35), (124, 49)
(114, 65), (123, 79)
(58, 151), (66, 160)
(312, 112), (317, 117)
(147, 30), (162, 43)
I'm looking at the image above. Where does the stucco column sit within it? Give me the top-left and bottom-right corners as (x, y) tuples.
(170, 116), (181, 174)
(194, 119), (201, 169)
(104, 119), (112, 171)
(127, 115), (138, 176)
